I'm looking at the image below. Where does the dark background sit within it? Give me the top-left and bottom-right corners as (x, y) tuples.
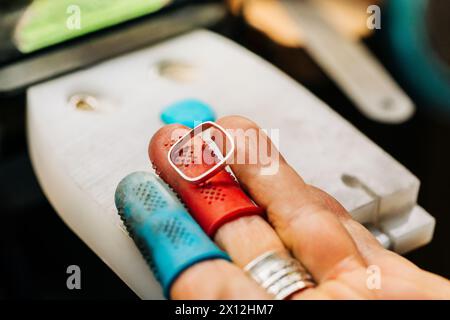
(0, 7), (449, 299)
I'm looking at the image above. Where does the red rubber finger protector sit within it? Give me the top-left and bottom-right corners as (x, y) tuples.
(149, 124), (263, 237)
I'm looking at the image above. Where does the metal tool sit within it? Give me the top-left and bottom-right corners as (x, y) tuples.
(280, 0), (415, 123)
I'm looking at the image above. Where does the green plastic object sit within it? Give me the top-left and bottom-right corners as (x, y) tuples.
(14, 0), (169, 53)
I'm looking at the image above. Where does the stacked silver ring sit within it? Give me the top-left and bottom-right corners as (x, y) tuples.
(244, 250), (314, 300)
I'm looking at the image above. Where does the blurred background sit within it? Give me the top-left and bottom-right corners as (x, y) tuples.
(0, 0), (449, 299)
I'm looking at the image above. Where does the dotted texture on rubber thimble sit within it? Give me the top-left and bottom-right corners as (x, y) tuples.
(175, 145), (199, 169)
(199, 181), (227, 205)
(132, 180), (168, 212)
(117, 207), (160, 281)
(155, 216), (195, 249)
(163, 137), (180, 148)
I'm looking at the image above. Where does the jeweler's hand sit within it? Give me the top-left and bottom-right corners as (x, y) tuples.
(151, 116), (450, 299)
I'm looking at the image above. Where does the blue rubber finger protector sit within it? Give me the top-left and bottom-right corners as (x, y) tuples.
(160, 99), (216, 128)
(115, 171), (230, 298)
